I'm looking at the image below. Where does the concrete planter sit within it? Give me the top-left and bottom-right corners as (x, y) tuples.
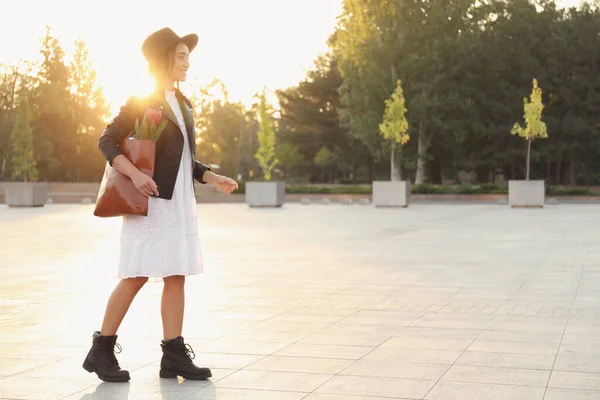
(509, 180), (545, 208)
(373, 181), (410, 207)
(245, 181), (285, 207)
(5, 182), (48, 207)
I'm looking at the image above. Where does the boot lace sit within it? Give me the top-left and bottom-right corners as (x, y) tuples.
(184, 343), (196, 362)
(99, 342), (122, 367)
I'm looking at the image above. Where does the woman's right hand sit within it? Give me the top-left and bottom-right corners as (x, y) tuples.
(131, 171), (159, 197)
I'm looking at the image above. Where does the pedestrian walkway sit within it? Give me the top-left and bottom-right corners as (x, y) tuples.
(1, 203), (599, 399)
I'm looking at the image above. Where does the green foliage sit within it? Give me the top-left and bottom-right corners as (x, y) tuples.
(287, 185), (371, 194)
(511, 78), (548, 141)
(379, 80), (409, 145)
(276, 142), (304, 176)
(546, 186), (599, 196)
(511, 78), (548, 180)
(10, 98), (37, 182)
(277, 54), (363, 183)
(314, 146), (333, 167)
(9, 4), (600, 187)
(134, 115), (167, 141)
(410, 184), (507, 195)
(191, 79), (257, 180)
(69, 38), (110, 181)
(254, 92), (278, 181)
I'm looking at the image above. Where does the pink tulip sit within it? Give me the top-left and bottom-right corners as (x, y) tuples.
(146, 108), (163, 126)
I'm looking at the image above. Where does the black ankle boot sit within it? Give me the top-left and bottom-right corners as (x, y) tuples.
(82, 331), (130, 383)
(159, 336), (212, 380)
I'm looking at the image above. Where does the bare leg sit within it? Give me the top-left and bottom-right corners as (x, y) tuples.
(162, 275), (185, 340)
(100, 277), (148, 336)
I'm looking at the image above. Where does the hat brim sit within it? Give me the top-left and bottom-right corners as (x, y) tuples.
(142, 28), (199, 63)
(180, 34), (198, 53)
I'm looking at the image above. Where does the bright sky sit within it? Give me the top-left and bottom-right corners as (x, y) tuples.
(0, 0), (587, 115)
(0, 0), (343, 114)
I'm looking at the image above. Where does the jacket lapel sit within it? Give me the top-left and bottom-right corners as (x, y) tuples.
(146, 88), (195, 153)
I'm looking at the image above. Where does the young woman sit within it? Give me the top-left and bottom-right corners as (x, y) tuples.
(83, 27), (238, 383)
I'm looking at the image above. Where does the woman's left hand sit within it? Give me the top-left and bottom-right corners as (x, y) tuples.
(211, 174), (239, 195)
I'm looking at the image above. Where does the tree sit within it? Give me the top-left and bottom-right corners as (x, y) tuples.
(379, 79), (409, 180)
(10, 98), (37, 182)
(0, 61), (35, 179)
(190, 79), (257, 179)
(277, 54), (358, 182)
(255, 92), (278, 180)
(275, 142), (304, 178)
(314, 146), (333, 182)
(332, 0), (404, 177)
(32, 26), (76, 181)
(69, 38), (109, 181)
(511, 78), (548, 180)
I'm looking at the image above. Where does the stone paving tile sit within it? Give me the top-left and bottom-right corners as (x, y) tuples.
(394, 327), (483, 340)
(298, 331), (396, 347)
(303, 394), (413, 400)
(0, 376), (93, 400)
(275, 343), (374, 360)
(440, 365), (550, 386)
(424, 381), (545, 400)
(62, 380), (205, 400)
(214, 370), (333, 392)
(548, 371), (600, 391)
(150, 353), (265, 370)
(216, 330), (310, 344)
(191, 387), (308, 400)
(381, 336), (473, 351)
(3, 203), (600, 399)
(0, 357), (58, 376)
(315, 375), (435, 399)
(477, 329), (563, 344)
(318, 322), (402, 336)
(485, 316), (568, 333)
(466, 339), (560, 356)
(340, 359), (449, 380)
(455, 351), (556, 370)
(192, 338), (291, 355)
(544, 388), (600, 400)
(245, 355), (354, 375)
(554, 353), (600, 374)
(364, 347), (463, 364)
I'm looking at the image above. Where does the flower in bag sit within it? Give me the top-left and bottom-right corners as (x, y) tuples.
(135, 108), (168, 141)
(146, 108), (163, 126)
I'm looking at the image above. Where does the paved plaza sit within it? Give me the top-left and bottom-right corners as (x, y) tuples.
(1, 202), (600, 399)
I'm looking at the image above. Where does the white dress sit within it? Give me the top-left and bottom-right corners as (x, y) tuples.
(117, 89), (203, 279)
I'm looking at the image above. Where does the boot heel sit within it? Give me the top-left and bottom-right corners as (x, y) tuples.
(160, 369), (178, 379)
(82, 359), (95, 373)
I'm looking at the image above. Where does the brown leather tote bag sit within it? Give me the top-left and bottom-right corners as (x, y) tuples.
(93, 139), (156, 218)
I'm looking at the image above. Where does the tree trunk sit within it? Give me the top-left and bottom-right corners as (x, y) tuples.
(556, 149), (563, 185)
(431, 157), (442, 184)
(415, 121), (427, 184)
(397, 144), (403, 181)
(511, 160), (516, 180)
(390, 142), (401, 181)
(526, 138), (532, 181)
(569, 154), (575, 185)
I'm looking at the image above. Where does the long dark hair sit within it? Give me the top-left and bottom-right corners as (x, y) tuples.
(147, 41), (183, 84)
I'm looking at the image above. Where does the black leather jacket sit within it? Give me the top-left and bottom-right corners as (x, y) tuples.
(98, 88), (211, 200)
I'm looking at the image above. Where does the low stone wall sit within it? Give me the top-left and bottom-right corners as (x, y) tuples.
(2, 182), (600, 205)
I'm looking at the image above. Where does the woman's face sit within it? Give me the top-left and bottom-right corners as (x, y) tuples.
(169, 43), (190, 82)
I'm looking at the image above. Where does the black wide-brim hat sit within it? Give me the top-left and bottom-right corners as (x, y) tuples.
(142, 27), (198, 63)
